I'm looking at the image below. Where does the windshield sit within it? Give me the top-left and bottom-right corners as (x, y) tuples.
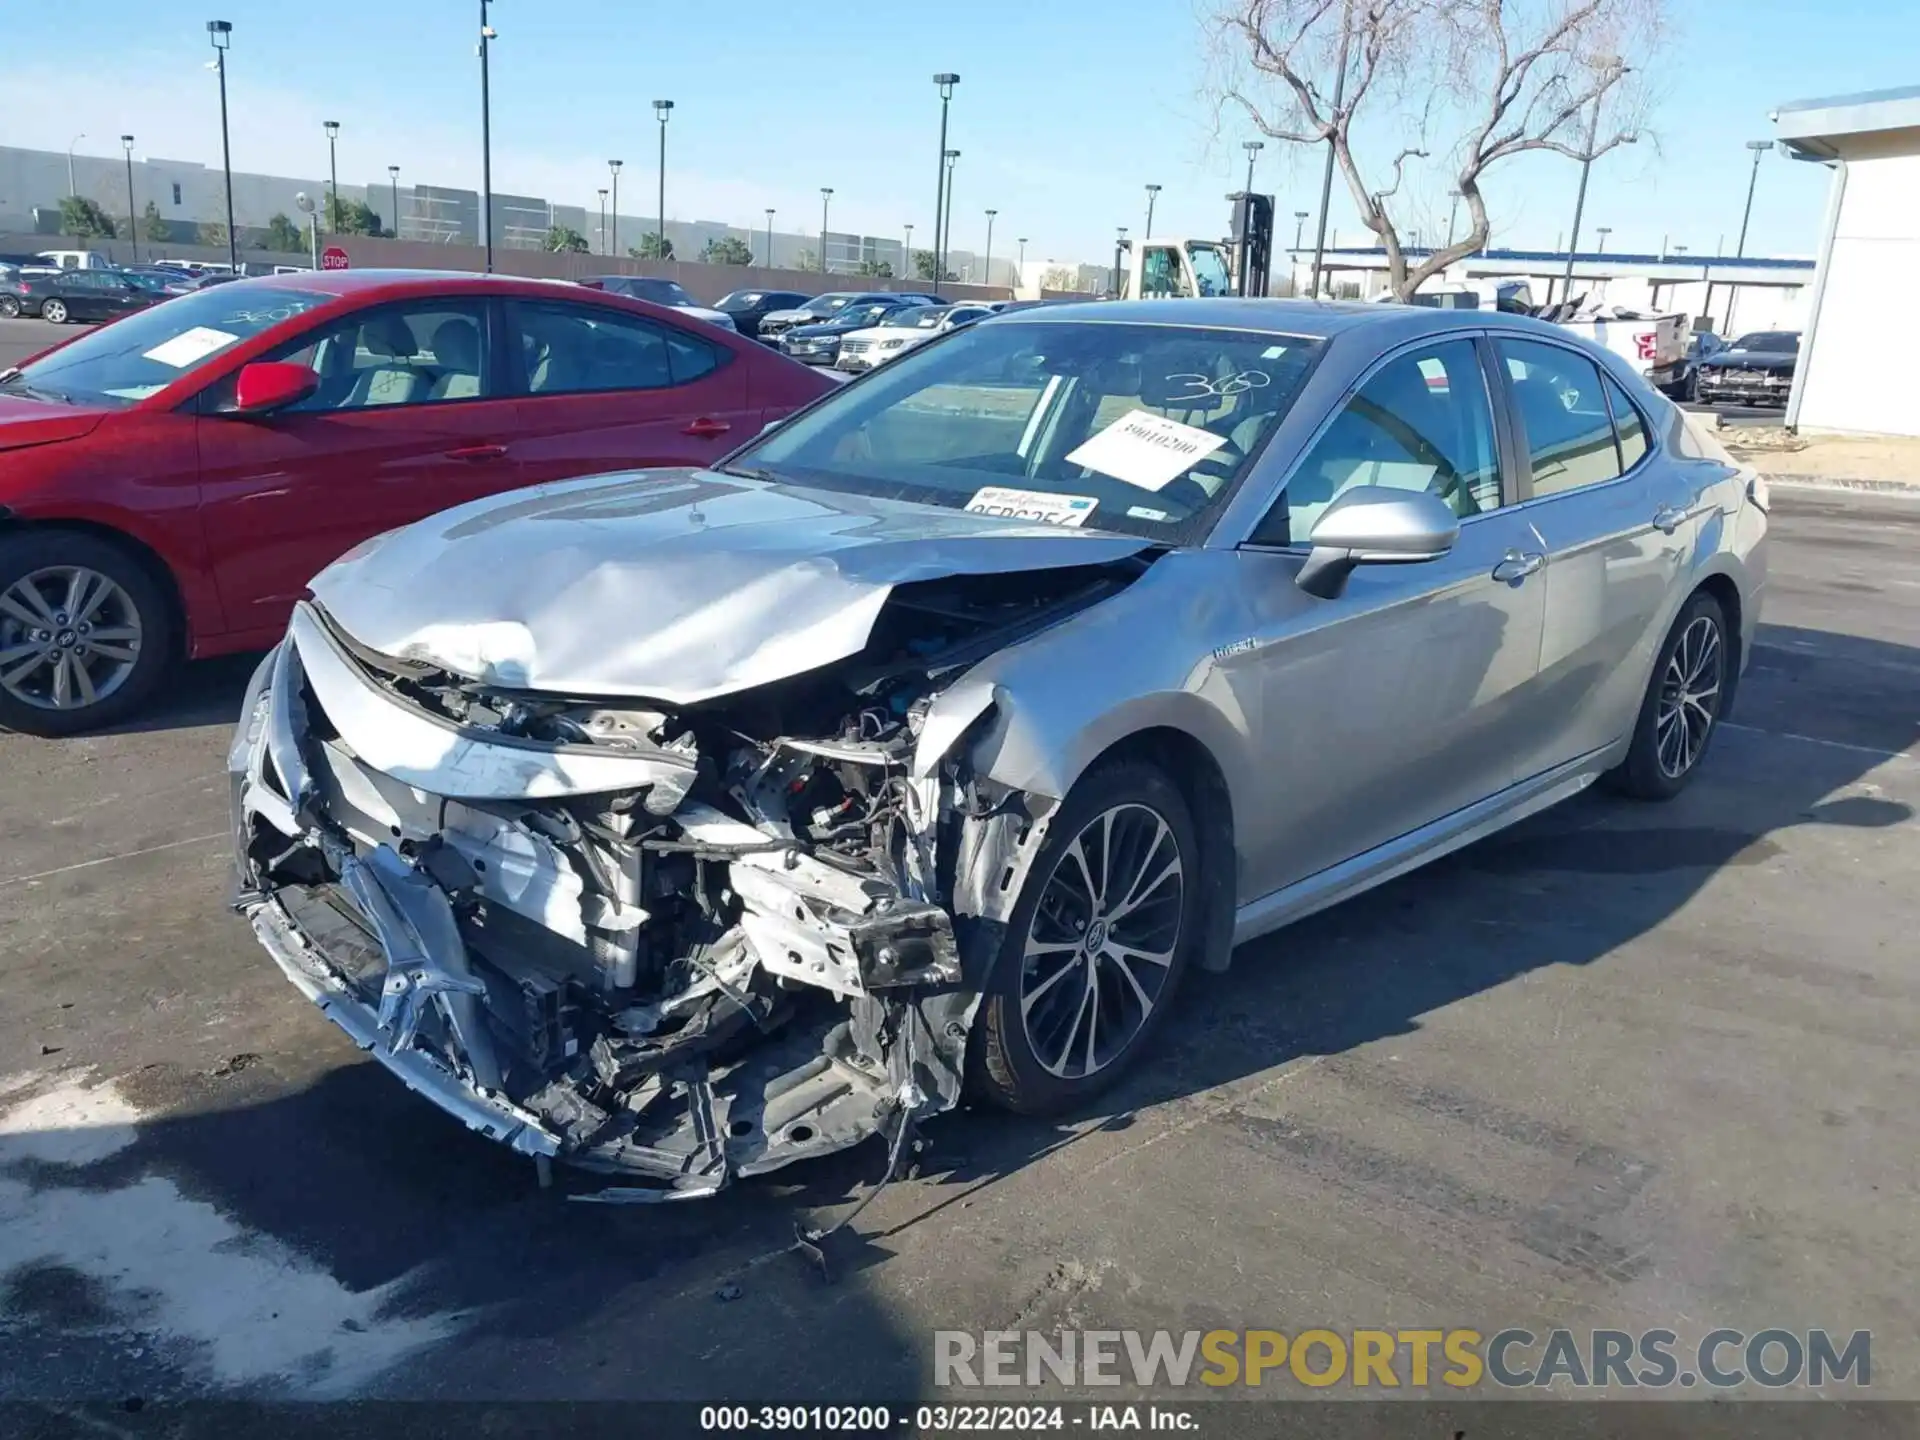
(884, 306), (947, 328)
(1731, 331), (1799, 353)
(626, 278), (696, 306)
(121, 272), (172, 292)
(1186, 244), (1234, 298)
(715, 290), (763, 310)
(731, 320), (1322, 543)
(7, 284), (328, 407)
(800, 293), (856, 316)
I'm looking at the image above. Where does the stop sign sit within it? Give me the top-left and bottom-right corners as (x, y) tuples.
(320, 246), (350, 271)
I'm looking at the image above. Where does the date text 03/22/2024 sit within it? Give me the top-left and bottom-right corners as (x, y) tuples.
(697, 1404), (1197, 1432)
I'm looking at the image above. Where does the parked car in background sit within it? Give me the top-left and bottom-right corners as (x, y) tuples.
(711, 288), (811, 340)
(32, 250), (117, 272)
(579, 275), (736, 331)
(0, 269), (166, 323)
(0, 253), (59, 278)
(227, 300), (1764, 1193)
(780, 298), (924, 366)
(0, 269), (833, 734)
(1694, 330), (1801, 407)
(121, 267), (199, 297)
(756, 291), (929, 344)
(834, 301), (998, 372)
(1669, 330), (1730, 401)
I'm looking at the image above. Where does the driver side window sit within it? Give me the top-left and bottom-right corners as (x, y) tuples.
(1252, 338), (1500, 546)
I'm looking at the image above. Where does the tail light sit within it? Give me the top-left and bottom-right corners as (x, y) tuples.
(10, 283), (27, 294)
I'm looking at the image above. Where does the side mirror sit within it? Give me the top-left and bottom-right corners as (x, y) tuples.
(231, 361), (319, 416)
(1295, 487), (1459, 599)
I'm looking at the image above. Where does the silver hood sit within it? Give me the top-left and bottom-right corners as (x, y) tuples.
(309, 469), (1153, 704)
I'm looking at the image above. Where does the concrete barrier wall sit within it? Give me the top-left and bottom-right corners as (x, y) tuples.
(1, 231), (1010, 307)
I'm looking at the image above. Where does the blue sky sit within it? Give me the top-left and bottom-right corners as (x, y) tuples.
(2, 0), (1914, 266)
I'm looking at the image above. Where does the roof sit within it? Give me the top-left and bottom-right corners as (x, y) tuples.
(242, 267), (578, 297)
(1774, 83), (1920, 158)
(1307, 245), (1814, 277)
(996, 296), (1390, 338)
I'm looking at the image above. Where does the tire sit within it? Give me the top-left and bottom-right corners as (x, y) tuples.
(0, 530), (177, 737)
(1607, 590), (1729, 801)
(0, 295), (18, 319)
(969, 761), (1202, 1115)
(40, 298), (68, 324)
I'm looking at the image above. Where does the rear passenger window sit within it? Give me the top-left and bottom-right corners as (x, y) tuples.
(513, 302), (724, 394)
(1604, 374), (1648, 469)
(1497, 339), (1621, 497)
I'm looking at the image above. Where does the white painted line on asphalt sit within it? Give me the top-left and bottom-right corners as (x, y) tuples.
(1721, 721), (1918, 766)
(0, 831), (226, 890)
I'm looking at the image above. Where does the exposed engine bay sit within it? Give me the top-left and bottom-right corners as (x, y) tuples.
(230, 559), (1146, 1198)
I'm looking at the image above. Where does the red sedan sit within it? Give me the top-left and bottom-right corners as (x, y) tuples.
(0, 269), (833, 734)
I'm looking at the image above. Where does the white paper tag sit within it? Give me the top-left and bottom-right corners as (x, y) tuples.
(143, 326), (241, 369)
(1064, 408), (1228, 491)
(965, 485), (1098, 528)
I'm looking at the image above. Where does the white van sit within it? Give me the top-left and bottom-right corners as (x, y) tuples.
(33, 250), (115, 272)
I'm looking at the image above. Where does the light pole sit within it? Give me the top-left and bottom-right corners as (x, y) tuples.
(1559, 59), (1630, 302)
(1292, 210), (1309, 251)
(764, 207), (775, 268)
(596, 188), (607, 253)
(296, 190), (318, 270)
(478, 0), (495, 270)
(931, 74), (959, 296)
(1016, 236), (1027, 275)
(1595, 225), (1612, 254)
(1144, 183), (1161, 238)
(207, 21), (236, 271)
(323, 120), (340, 229)
(941, 150), (959, 283)
(66, 134), (85, 202)
(819, 187), (833, 272)
(983, 208), (997, 288)
(607, 159), (623, 256)
(120, 135), (138, 262)
(1308, 2), (1352, 297)
(653, 99), (673, 258)
(903, 222), (913, 278)
(1445, 189), (1462, 247)
(388, 165), (401, 238)
(1112, 226), (1128, 297)
(1242, 139), (1263, 201)
(1723, 140), (1774, 333)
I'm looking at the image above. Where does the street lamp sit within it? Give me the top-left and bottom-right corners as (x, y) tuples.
(607, 159), (623, 256)
(1016, 236), (1028, 275)
(941, 150), (959, 283)
(983, 208), (997, 288)
(764, 207), (775, 268)
(1112, 225), (1128, 297)
(1308, 5), (1353, 298)
(1144, 183), (1161, 238)
(478, 0), (496, 270)
(819, 187), (833, 272)
(1293, 210), (1309, 251)
(1595, 225), (1612, 254)
(931, 73), (959, 296)
(596, 187), (607, 254)
(1242, 139), (1264, 201)
(120, 136), (138, 263)
(1445, 188), (1462, 247)
(653, 99), (674, 258)
(388, 165), (400, 238)
(323, 120), (340, 228)
(903, 222), (913, 278)
(1559, 57), (1632, 302)
(207, 20), (236, 272)
(1723, 140), (1775, 332)
(66, 134), (85, 202)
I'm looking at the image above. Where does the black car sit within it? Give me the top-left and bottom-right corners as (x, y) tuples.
(757, 291), (929, 344)
(779, 299), (921, 365)
(1694, 330), (1801, 407)
(0, 269), (165, 323)
(712, 287), (812, 339)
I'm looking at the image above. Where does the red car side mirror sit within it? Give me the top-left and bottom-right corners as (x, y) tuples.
(232, 361), (319, 416)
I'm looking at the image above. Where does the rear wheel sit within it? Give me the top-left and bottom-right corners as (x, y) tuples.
(969, 762), (1200, 1115)
(0, 295), (18, 319)
(0, 531), (177, 737)
(40, 298), (68, 324)
(1608, 591), (1728, 800)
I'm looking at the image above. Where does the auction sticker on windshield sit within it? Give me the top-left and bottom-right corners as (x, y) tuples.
(142, 326), (241, 369)
(1065, 408), (1227, 492)
(965, 486), (1097, 528)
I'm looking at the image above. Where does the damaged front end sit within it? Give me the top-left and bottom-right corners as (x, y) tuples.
(230, 562), (1136, 1197)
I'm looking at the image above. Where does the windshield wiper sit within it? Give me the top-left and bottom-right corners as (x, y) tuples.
(719, 464), (781, 483)
(0, 376), (71, 404)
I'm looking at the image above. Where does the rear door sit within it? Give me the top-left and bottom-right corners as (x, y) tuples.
(502, 296), (752, 483)
(1492, 336), (1704, 777)
(196, 295), (521, 639)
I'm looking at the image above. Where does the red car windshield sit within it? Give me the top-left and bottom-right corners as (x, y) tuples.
(5, 285), (328, 408)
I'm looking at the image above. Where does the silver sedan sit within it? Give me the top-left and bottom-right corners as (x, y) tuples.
(229, 299), (1767, 1194)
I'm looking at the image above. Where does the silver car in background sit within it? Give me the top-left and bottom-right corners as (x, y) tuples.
(229, 300), (1767, 1195)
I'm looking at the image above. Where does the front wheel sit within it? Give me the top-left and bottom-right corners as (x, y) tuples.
(1608, 591), (1728, 800)
(40, 298), (68, 324)
(969, 761), (1201, 1115)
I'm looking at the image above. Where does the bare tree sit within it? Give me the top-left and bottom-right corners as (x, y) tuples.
(1209, 0), (1663, 299)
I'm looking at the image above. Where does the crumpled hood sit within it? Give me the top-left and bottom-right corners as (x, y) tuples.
(310, 469), (1152, 704)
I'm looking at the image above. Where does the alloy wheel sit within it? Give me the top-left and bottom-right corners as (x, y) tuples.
(0, 565), (144, 712)
(1655, 614), (1722, 779)
(1019, 803), (1185, 1080)
(42, 299), (67, 324)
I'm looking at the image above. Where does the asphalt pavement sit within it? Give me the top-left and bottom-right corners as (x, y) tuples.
(0, 482), (1916, 1407)
(0, 316), (77, 371)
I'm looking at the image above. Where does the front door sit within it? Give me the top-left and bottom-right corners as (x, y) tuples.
(196, 296), (521, 641)
(1233, 335), (1551, 899)
(502, 298), (754, 486)
(1492, 338), (1706, 776)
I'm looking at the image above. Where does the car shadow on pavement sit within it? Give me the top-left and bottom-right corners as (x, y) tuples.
(93, 652), (263, 737)
(1, 619), (1914, 1402)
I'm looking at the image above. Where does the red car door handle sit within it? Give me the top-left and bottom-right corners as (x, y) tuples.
(682, 417), (731, 439)
(444, 443), (509, 461)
